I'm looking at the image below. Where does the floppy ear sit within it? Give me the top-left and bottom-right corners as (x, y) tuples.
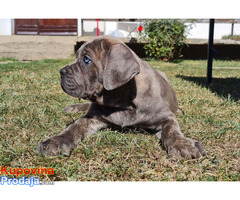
(103, 43), (140, 91)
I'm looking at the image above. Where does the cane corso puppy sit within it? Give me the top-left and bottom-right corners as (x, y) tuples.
(37, 36), (206, 159)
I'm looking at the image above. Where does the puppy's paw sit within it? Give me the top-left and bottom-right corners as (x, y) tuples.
(63, 103), (91, 114)
(165, 137), (206, 160)
(63, 104), (80, 114)
(36, 136), (73, 156)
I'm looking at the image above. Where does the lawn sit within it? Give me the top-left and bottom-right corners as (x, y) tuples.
(0, 58), (239, 181)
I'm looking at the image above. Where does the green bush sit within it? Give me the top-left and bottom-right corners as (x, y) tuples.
(140, 19), (189, 61)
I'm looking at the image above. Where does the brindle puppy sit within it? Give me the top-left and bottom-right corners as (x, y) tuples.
(37, 36), (206, 159)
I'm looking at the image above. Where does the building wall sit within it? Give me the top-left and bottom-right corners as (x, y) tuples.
(187, 23), (240, 39)
(233, 24), (240, 35)
(82, 20), (105, 36)
(0, 19), (14, 35)
(80, 20), (240, 39)
(1, 19), (240, 39)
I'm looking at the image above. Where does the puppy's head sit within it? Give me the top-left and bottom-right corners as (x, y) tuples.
(60, 36), (140, 100)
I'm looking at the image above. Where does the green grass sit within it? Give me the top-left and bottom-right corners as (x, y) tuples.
(222, 34), (240, 41)
(0, 58), (239, 181)
(0, 57), (18, 62)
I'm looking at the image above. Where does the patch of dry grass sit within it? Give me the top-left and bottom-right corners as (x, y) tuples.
(0, 58), (239, 181)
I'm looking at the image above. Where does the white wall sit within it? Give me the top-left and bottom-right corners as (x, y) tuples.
(186, 23), (240, 39)
(104, 22), (117, 35)
(83, 21), (140, 37)
(186, 23), (209, 39)
(77, 19), (82, 36)
(233, 24), (240, 35)
(0, 19), (13, 35)
(82, 20), (104, 36)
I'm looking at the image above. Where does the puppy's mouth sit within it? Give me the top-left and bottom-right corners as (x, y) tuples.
(61, 76), (85, 98)
(60, 66), (100, 101)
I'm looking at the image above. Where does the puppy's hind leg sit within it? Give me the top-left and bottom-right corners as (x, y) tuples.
(63, 103), (91, 114)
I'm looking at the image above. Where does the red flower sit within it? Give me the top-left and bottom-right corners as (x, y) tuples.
(138, 25), (143, 32)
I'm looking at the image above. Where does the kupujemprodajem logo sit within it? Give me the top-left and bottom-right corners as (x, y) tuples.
(1, 166), (54, 177)
(0, 176), (40, 187)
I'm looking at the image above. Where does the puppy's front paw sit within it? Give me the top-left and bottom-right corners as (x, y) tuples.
(36, 135), (73, 156)
(165, 137), (206, 160)
(63, 105), (79, 114)
(63, 103), (90, 114)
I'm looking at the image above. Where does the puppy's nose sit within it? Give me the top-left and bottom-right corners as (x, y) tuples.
(60, 68), (67, 75)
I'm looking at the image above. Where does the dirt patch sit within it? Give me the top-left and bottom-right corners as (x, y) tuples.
(0, 61), (15, 64)
(0, 36), (78, 60)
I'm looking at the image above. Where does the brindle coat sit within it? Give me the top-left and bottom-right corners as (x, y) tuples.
(37, 36), (206, 159)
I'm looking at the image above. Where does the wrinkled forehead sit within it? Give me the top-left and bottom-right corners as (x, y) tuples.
(75, 40), (101, 61)
(76, 36), (124, 60)
(76, 43), (87, 59)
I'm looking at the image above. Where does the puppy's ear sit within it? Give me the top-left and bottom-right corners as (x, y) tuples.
(103, 43), (140, 91)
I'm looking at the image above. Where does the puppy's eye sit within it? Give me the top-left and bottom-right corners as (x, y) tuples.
(83, 56), (92, 64)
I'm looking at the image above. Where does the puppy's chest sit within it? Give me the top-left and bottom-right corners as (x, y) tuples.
(101, 106), (161, 129)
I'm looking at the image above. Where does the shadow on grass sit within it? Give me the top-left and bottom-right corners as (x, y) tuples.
(176, 75), (240, 101)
